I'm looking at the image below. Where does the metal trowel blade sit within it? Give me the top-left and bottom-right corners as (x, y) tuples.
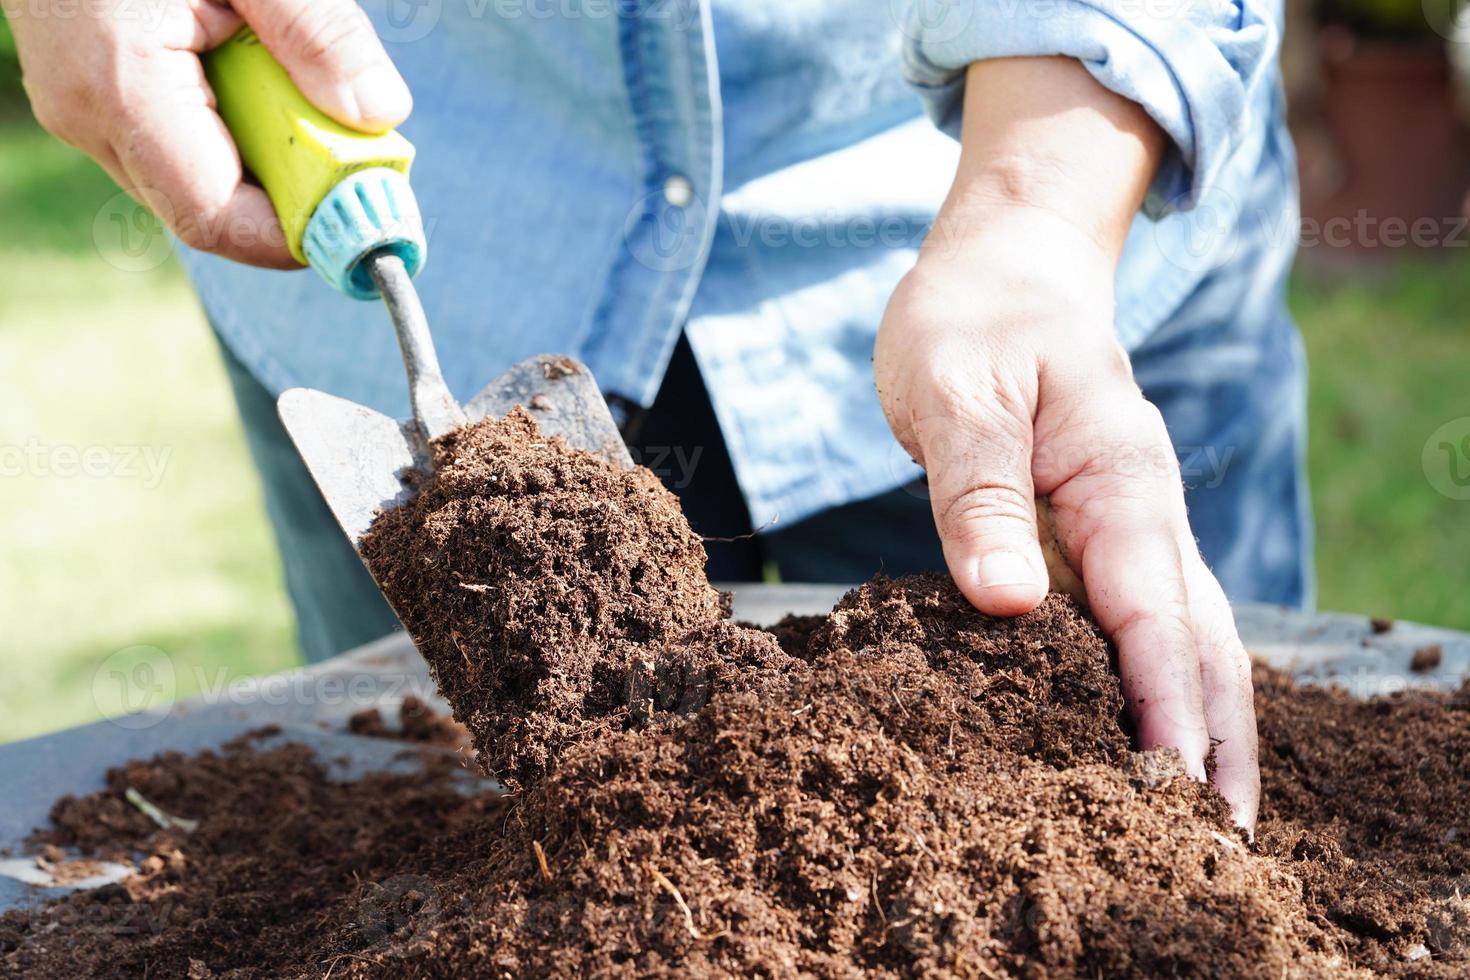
(277, 354), (631, 554)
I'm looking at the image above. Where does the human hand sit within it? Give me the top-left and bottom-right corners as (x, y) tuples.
(874, 57), (1259, 831)
(876, 207), (1259, 830)
(3, 0), (411, 266)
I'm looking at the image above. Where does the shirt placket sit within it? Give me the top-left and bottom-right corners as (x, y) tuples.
(582, 0), (725, 409)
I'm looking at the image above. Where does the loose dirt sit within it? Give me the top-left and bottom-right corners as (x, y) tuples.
(1411, 645), (1443, 673)
(3, 413), (1466, 977)
(348, 696), (470, 749)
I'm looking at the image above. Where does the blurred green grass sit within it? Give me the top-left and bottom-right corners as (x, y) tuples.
(0, 116), (298, 744)
(1292, 265), (1470, 630)
(0, 47), (1467, 744)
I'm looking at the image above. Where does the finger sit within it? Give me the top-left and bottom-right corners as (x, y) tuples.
(155, 0), (242, 51)
(112, 50), (296, 268)
(1067, 499), (1211, 778)
(1040, 394), (1212, 777)
(1179, 545), (1260, 833)
(918, 402), (1049, 617)
(233, 0), (412, 132)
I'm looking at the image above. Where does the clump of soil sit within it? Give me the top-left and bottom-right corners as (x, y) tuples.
(1411, 644), (1443, 673)
(809, 576), (1132, 771)
(359, 409), (727, 790)
(31, 845), (113, 886)
(348, 696), (470, 748)
(5, 414), (1468, 976)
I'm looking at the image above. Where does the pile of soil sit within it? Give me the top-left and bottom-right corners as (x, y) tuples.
(3, 413), (1467, 977)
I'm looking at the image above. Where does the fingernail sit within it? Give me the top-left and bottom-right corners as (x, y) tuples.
(975, 551), (1039, 590)
(351, 65), (412, 128)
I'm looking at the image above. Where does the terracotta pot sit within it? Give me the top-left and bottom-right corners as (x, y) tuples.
(1300, 29), (1470, 254)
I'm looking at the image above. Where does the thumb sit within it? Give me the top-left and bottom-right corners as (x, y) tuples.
(919, 413), (1049, 617)
(232, 0), (412, 133)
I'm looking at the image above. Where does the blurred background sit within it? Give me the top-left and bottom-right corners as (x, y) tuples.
(2, 2), (1468, 744)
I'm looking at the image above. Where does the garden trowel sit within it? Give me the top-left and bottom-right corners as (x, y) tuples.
(204, 30), (630, 556)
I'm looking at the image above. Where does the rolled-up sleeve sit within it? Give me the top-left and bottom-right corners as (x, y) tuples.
(900, 0), (1278, 215)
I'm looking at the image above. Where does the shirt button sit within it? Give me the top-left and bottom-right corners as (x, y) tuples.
(662, 174), (694, 208)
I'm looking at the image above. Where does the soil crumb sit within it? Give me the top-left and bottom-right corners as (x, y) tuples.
(31, 844), (113, 886)
(5, 415), (1467, 977)
(1411, 644), (1443, 673)
(348, 696), (470, 748)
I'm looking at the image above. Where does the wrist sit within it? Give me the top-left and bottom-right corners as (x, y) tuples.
(915, 202), (1117, 317)
(938, 158), (1132, 265)
(943, 57), (1165, 261)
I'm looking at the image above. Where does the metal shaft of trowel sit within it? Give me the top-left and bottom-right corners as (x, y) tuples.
(365, 251), (468, 444)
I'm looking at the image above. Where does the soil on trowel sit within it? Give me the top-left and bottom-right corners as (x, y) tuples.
(3, 413), (1467, 977)
(358, 407), (731, 791)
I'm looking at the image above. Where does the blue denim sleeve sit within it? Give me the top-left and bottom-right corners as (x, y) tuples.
(899, 0), (1279, 214)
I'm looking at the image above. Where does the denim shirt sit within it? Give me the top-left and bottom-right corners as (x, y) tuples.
(181, 0), (1290, 530)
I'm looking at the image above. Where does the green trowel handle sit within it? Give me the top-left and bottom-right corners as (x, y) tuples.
(202, 27), (415, 265)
